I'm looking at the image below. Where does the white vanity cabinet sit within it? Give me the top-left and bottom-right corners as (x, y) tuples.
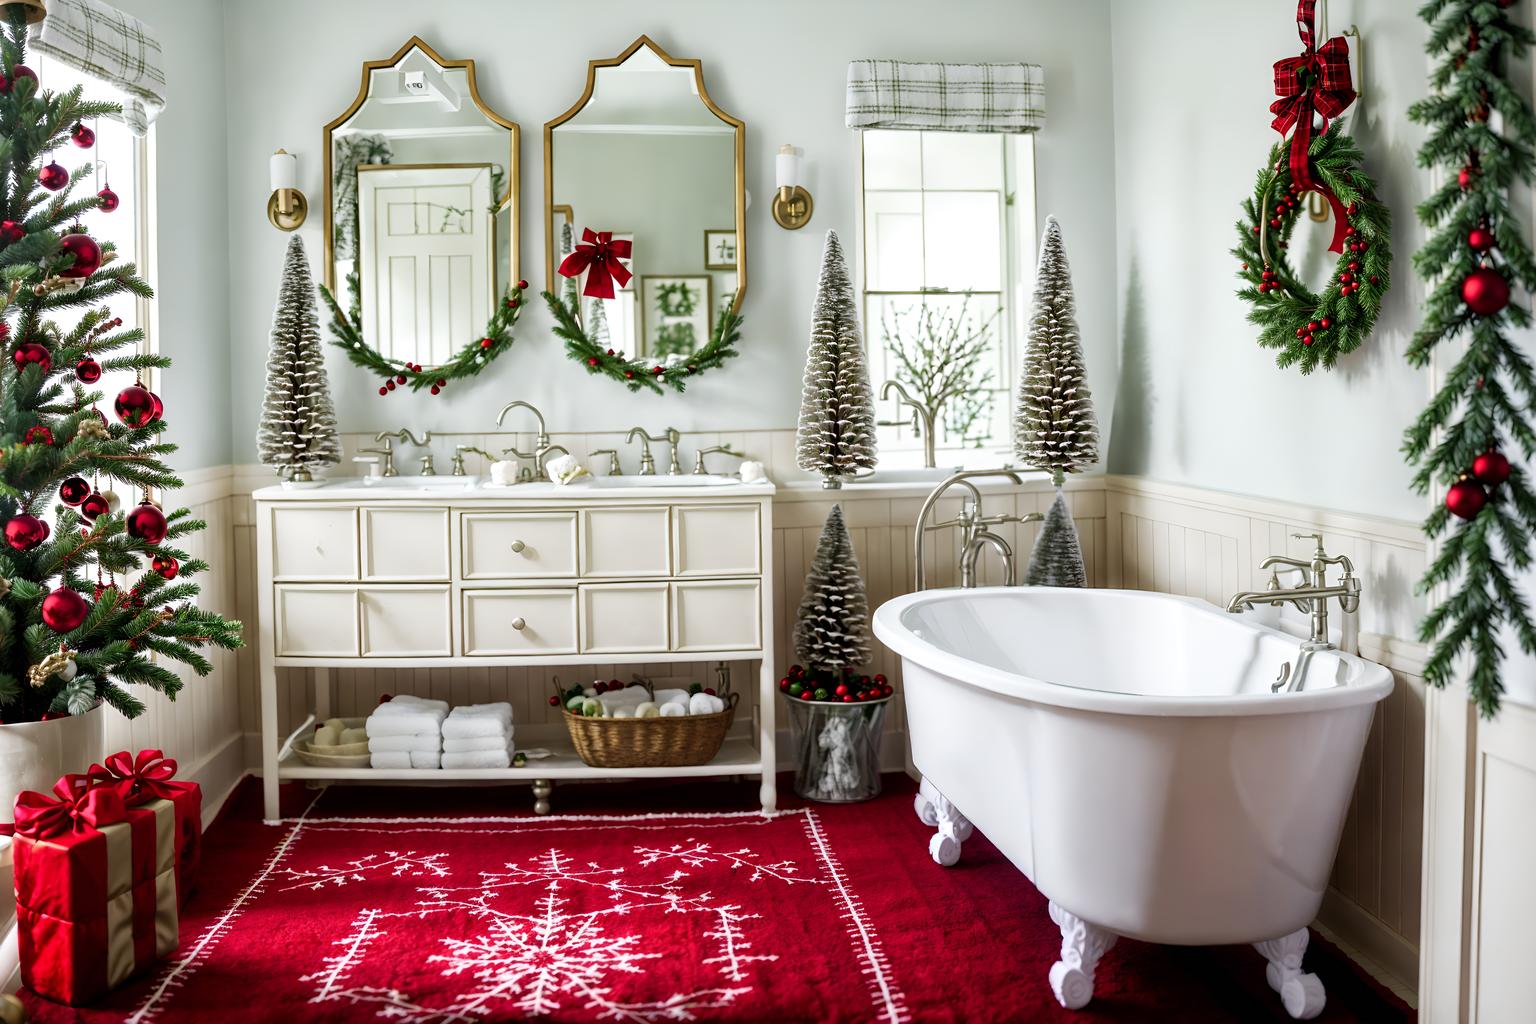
(254, 479), (777, 821)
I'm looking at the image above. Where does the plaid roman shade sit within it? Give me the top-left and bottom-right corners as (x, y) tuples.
(29, 0), (165, 135)
(845, 60), (1045, 133)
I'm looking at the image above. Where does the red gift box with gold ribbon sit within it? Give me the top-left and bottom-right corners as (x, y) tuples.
(11, 750), (201, 1006)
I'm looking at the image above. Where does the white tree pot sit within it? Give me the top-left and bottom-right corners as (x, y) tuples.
(0, 704), (105, 825)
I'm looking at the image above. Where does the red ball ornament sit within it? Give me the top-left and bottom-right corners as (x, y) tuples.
(96, 184), (119, 212)
(1469, 226), (1496, 253)
(57, 231), (102, 278)
(1473, 449), (1511, 487)
(1458, 167), (1474, 190)
(70, 121), (95, 148)
(79, 491), (109, 521)
(12, 342), (51, 375)
(59, 477), (90, 505)
(114, 384), (156, 427)
(148, 390), (163, 423)
(1462, 266), (1511, 316)
(9, 65), (35, 88)
(0, 220), (23, 245)
(1447, 478), (1487, 520)
(151, 554), (179, 579)
(41, 587), (88, 632)
(127, 501), (168, 544)
(37, 160), (68, 191)
(4, 513), (48, 551)
(74, 357), (101, 383)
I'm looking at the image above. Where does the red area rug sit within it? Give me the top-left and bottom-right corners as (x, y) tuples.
(23, 777), (1413, 1023)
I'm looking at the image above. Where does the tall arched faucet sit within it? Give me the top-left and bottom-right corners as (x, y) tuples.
(879, 380), (938, 469)
(912, 469), (1043, 590)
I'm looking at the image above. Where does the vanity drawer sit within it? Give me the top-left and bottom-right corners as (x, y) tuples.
(461, 589), (578, 656)
(462, 512), (577, 579)
(360, 586), (451, 657)
(580, 507), (670, 577)
(270, 507), (358, 581)
(362, 508), (450, 581)
(274, 586), (358, 657)
(671, 580), (761, 652)
(672, 503), (761, 576)
(580, 583), (669, 654)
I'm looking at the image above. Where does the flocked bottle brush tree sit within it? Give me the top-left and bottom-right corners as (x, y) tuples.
(257, 236), (341, 483)
(0, 8), (241, 723)
(1015, 216), (1100, 587)
(797, 230), (877, 487)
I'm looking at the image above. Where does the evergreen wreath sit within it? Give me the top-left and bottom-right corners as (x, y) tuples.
(1404, 0), (1536, 718)
(319, 274), (526, 397)
(1233, 122), (1393, 373)
(544, 290), (742, 395)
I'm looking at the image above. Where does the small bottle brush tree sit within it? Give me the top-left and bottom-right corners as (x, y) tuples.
(793, 504), (871, 674)
(257, 236), (340, 482)
(1016, 217), (1099, 587)
(797, 231), (877, 487)
(0, 11), (241, 721)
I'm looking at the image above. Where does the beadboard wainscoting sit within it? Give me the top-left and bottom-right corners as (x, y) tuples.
(1102, 476), (1428, 993)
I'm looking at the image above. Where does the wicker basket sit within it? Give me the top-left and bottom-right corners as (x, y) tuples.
(559, 682), (739, 769)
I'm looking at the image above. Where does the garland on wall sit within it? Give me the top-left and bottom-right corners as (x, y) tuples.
(1405, 0), (1536, 717)
(1233, 1), (1392, 374)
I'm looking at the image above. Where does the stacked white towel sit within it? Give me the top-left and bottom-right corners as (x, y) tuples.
(441, 702), (514, 769)
(367, 695), (447, 769)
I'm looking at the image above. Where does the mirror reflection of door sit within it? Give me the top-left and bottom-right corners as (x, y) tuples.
(359, 164), (493, 366)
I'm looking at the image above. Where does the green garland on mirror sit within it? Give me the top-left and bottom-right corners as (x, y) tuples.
(1233, 122), (1392, 373)
(544, 290), (742, 394)
(319, 276), (527, 397)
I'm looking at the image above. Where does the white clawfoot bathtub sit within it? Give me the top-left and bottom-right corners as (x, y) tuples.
(872, 587), (1393, 1020)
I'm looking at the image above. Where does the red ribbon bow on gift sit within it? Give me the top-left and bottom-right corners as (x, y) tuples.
(13, 773), (127, 840)
(557, 228), (633, 300)
(88, 748), (180, 805)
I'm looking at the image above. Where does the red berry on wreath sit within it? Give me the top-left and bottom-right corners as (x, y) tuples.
(653, 366), (664, 376)
(517, 279), (528, 289)
(481, 338), (492, 349)
(436, 379), (446, 388)
(587, 357), (598, 367)
(1269, 218), (1281, 228)
(1303, 335), (1313, 346)
(1459, 167), (1474, 190)
(1369, 276), (1379, 284)
(606, 348), (615, 356)
(1347, 202), (1358, 215)
(1473, 448), (1511, 486)
(1295, 328), (1304, 338)
(1320, 318), (1331, 329)
(625, 371), (635, 379)
(1348, 261), (1359, 272)
(386, 379), (396, 391)
(378, 386), (388, 396)
(1307, 321), (1318, 332)
(429, 385), (440, 395)
(1462, 266), (1510, 316)
(1446, 478), (1486, 520)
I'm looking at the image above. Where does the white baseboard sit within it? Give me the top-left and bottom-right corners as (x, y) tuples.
(1318, 887), (1420, 1003)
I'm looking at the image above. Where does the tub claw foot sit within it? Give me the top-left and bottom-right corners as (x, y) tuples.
(918, 778), (972, 866)
(1254, 927), (1326, 1020)
(1048, 901), (1116, 1010)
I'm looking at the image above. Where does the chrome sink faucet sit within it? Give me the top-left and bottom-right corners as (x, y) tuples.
(1226, 532), (1362, 651)
(590, 449), (622, 475)
(363, 428), (432, 477)
(913, 470), (1043, 590)
(497, 401), (563, 477)
(692, 445), (740, 475)
(627, 427), (681, 475)
(879, 380), (939, 469)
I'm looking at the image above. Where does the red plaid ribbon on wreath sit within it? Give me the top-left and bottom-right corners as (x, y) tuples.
(1269, 0), (1355, 193)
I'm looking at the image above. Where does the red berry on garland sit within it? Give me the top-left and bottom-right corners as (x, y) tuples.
(1446, 478), (1487, 520)
(70, 120), (95, 148)
(0, 219), (23, 244)
(79, 492), (109, 520)
(12, 342), (51, 375)
(127, 501), (168, 544)
(385, 379), (396, 391)
(625, 370), (635, 379)
(1473, 448), (1511, 486)
(1307, 321), (1318, 332)
(480, 338), (492, 349)
(429, 385), (440, 395)
(57, 231), (101, 278)
(1320, 318), (1331, 329)
(1369, 275), (1379, 284)
(97, 184), (119, 212)
(41, 587), (88, 632)
(1469, 226), (1496, 252)
(653, 366), (664, 376)
(1303, 335), (1314, 346)
(74, 357), (101, 383)
(59, 476), (90, 505)
(5, 513), (48, 550)
(1348, 261), (1359, 272)
(517, 279), (528, 289)
(835, 684), (849, 697)
(114, 384), (157, 427)
(1269, 218), (1281, 228)
(587, 357), (598, 367)
(38, 159), (68, 191)
(1462, 266), (1510, 316)
(436, 379), (446, 388)
(152, 554), (179, 580)
(1458, 167), (1474, 190)
(378, 386), (388, 396)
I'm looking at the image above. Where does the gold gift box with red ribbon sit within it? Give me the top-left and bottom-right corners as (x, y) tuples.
(11, 750), (201, 1006)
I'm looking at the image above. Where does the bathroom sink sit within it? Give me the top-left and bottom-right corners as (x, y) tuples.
(591, 474), (741, 488)
(362, 474), (480, 490)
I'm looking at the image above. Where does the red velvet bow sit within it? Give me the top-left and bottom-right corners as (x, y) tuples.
(557, 228), (633, 300)
(13, 773), (127, 840)
(1269, 0), (1355, 249)
(88, 748), (180, 805)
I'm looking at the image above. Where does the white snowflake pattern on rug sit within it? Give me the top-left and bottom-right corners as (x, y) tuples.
(276, 851), (451, 893)
(301, 841), (824, 1022)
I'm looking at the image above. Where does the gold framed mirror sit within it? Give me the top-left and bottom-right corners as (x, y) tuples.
(322, 37), (520, 379)
(544, 36), (745, 370)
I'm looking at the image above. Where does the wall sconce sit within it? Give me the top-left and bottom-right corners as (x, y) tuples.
(266, 149), (308, 231)
(772, 144), (813, 230)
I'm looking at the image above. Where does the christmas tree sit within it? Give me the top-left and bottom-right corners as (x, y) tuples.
(797, 231), (877, 487)
(793, 504), (871, 671)
(0, 11), (241, 722)
(257, 236), (340, 482)
(1015, 216), (1099, 486)
(586, 294), (611, 347)
(1025, 491), (1087, 588)
(1405, 0), (1536, 717)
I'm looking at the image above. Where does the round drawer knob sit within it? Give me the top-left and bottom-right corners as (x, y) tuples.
(511, 617), (526, 631)
(510, 540), (526, 553)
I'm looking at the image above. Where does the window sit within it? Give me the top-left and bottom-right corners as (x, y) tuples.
(860, 130), (1036, 466)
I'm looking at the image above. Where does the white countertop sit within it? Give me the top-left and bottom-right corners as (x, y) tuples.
(251, 475), (776, 502)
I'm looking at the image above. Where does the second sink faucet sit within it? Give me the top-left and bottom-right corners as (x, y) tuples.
(627, 426), (681, 475)
(496, 401), (562, 478)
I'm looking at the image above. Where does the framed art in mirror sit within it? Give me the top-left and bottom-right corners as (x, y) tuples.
(544, 35), (745, 393)
(319, 37), (524, 396)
